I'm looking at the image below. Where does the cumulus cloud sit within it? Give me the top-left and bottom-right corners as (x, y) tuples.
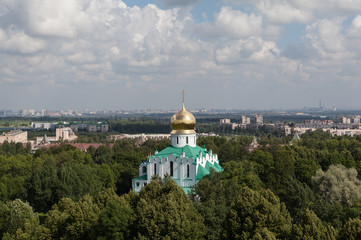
(215, 37), (280, 64)
(1, 0), (361, 109)
(196, 7), (263, 39)
(305, 18), (351, 59)
(256, 0), (314, 24)
(0, 29), (45, 53)
(226, 0), (361, 24)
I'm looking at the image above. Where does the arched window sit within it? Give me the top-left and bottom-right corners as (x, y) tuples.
(170, 161), (174, 177)
(186, 137), (188, 144)
(154, 163), (157, 175)
(142, 166), (146, 174)
(177, 137), (179, 144)
(187, 164), (190, 178)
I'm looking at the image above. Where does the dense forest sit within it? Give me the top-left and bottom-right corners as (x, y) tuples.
(0, 130), (361, 239)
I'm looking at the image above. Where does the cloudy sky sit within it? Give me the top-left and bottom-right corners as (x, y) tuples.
(1, 0), (361, 110)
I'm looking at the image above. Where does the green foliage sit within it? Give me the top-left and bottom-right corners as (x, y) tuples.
(277, 177), (317, 221)
(292, 209), (336, 240)
(192, 171), (244, 240)
(0, 199), (39, 238)
(225, 187), (292, 240)
(133, 176), (206, 240)
(312, 165), (361, 206)
(95, 198), (133, 240)
(25, 152), (116, 212)
(45, 195), (100, 240)
(1, 132), (361, 239)
(0, 142), (30, 156)
(338, 218), (361, 240)
(0, 154), (36, 201)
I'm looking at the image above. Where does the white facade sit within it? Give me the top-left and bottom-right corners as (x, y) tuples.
(171, 133), (196, 148)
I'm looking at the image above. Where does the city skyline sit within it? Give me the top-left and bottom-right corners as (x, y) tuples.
(1, 0), (361, 110)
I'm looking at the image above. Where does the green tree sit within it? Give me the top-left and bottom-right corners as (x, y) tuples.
(0, 199), (39, 238)
(225, 187), (292, 240)
(45, 195), (100, 240)
(292, 209), (336, 240)
(312, 165), (361, 206)
(133, 176), (206, 240)
(192, 170), (244, 240)
(338, 218), (361, 240)
(95, 199), (133, 240)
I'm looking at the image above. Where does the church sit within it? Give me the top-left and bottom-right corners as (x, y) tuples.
(132, 94), (222, 194)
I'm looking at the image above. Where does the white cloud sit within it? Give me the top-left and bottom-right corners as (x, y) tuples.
(0, 29), (45, 53)
(256, 0), (313, 24)
(1, 0), (361, 109)
(305, 18), (350, 59)
(215, 37), (280, 64)
(196, 7), (263, 39)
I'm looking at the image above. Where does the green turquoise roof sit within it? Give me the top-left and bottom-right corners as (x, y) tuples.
(213, 161), (223, 171)
(151, 145), (208, 161)
(196, 165), (210, 180)
(133, 175), (148, 181)
(205, 161), (222, 172)
(182, 187), (192, 195)
(140, 144), (223, 184)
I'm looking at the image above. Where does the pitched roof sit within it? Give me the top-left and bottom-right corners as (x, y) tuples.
(196, 164), (210, 180)
(151, 144), (208, 161)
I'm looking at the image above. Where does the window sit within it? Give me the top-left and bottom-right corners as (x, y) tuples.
(187, 164), (190, 178)
(186, 137), (188, 144)
(144, 183), (147, 186)
(154, 163), (157, 175)
(177, 137), (179, 144)
(136, 182), (139, 187)
(170, 161), (174, 177)
(142, 166), (146, 174)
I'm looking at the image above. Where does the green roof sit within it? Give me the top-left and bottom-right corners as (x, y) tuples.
(196, 165), (210, 180)
(213, 161), (223, 171)
(182, 187), (192, 195)
(151, 145), (208, 162)
(205, 161), (223, 172)
(133, 175), (148, 181)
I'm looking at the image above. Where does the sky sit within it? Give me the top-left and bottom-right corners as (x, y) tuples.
(1, 0), (361, 110)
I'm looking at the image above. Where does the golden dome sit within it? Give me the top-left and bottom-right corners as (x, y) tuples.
(171, 96), (196, 134)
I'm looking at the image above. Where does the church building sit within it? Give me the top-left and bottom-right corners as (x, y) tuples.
(132, 94), (222, 194)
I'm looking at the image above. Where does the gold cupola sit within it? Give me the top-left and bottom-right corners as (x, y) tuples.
(171, 91), (196, 134)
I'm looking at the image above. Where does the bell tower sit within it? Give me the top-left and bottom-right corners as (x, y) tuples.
(170, 91), (196, 147)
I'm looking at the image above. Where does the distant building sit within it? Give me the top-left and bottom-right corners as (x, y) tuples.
(108, 133), (170, 142)
(41, 109), (49, 116)
(32, 122), (56, 130)
(219, 118), (239, 130)
(352, 117), (360, 124)
(254, 115), (263, 124)
(342, 117), (351, 124)
(20, 109), (29, 117)
(28, 109), (35, 115)
(38, 143), (114, 152)
(87, 122), (109, 133)
(0, 130), (28, 144)
(241, 115), (251, 124)
(219, 119), (231, 125)
(56, 128), (78, 142)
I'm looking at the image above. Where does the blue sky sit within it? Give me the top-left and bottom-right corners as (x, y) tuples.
(1, 0), (361, 110)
